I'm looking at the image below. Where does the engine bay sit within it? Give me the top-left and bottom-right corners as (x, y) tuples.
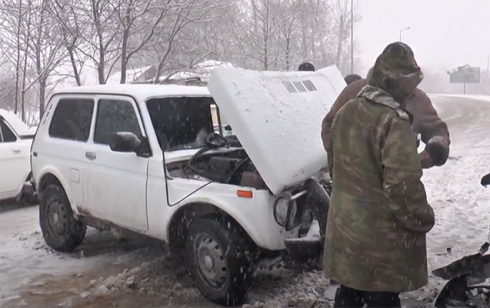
(166, 134), (267, 189)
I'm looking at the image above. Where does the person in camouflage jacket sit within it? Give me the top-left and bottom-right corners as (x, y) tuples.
(324, 42), (436, 308)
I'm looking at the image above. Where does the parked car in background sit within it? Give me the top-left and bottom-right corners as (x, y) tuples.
(0, 109), (37, 205)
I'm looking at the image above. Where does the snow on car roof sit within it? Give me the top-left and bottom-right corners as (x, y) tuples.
(52, 84), (211, 102)
(0, 108), (31, 136)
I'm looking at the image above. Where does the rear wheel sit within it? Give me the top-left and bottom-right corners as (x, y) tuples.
(39, 184), (86, 252)
(185, 218), (254, 306)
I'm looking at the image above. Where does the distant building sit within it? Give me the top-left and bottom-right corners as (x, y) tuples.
(135, 60), (235, 85)
(107, 66), (157, 84)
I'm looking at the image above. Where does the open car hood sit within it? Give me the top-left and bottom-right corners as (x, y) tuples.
(208, 66), (346, 195)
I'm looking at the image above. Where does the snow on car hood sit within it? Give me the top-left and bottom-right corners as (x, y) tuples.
(208, 66), (346, 195)
(0, 109), (31, 137)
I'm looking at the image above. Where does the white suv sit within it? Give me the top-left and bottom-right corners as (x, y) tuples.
(31, 67), (345, 306)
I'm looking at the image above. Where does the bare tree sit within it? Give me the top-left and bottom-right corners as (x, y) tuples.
(116, 0), (170, 83)
(0, 0), (28, 114)
(19, 0), (32, 121)
(229, 0), (361, 72)
(54, 0), (122, 84)
(190, 0), (238, 63)
(0, 0), (38, 119)
(275, 0), (304, 70)
(331, 0), (361, 73)
(14, 0), (25, 115)
(29, 0), (65, 116)
(233, 0), (283, 70)
(47, 0), (87, 86)
(0, 63), (17, 110)
(146, 0), (229, 83)
(0, 0), (364, 100)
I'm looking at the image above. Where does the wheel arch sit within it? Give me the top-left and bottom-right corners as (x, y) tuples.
(38, 172), (63, 193)
(36, 170), (79, 215)
(167, 202), (257, 253)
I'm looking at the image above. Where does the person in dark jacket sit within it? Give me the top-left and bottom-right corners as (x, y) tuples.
(344, 74), (362, 84)
(321, 66), (450, 169)
(298, 62), (315, 71)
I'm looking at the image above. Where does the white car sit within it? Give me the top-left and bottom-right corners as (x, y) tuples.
(0, 109), (37, 204)
(31, 67), (345, 305)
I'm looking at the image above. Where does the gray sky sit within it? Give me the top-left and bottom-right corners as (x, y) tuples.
(357, 0), (490, 76)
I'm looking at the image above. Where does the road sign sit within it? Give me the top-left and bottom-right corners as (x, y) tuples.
(449, 65), (480, 84)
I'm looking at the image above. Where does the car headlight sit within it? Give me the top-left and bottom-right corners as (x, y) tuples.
(273, 194), (297, 227)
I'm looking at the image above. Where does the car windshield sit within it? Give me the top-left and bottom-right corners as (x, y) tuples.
(146, 96), (232, 152)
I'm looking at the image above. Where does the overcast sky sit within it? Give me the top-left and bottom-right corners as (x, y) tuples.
(356, 0), (490, 76)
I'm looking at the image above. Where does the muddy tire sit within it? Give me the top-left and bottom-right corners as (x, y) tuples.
(39, 184), (86, 252)
(185, 218), (254, 306)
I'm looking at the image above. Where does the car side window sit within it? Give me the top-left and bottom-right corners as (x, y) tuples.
(94, 99), (142, 145)
(0, 120), (17, 143)
(49, 99), (95, 142)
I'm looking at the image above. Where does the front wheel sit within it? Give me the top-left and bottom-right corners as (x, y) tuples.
(185, 218), (254, 306)
(39, 184), (86, 252)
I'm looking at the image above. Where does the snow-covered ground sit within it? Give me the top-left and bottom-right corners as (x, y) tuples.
(1, 95), (489, 307)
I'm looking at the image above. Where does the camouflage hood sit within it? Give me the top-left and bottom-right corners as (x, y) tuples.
(367, 42), (423, 103)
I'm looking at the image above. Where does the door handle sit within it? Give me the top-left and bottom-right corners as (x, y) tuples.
(85, 152), (96, 160)
(12, 149), (21, 154)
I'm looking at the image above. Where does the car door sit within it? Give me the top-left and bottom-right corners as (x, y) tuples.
(42, 97), (96, 211)
(82, 96), (149, 232)
(0, 119), (26, 199)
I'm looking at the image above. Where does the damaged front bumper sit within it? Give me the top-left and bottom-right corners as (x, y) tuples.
(283, 178), (331, 262)
(432, 242), (490, 307)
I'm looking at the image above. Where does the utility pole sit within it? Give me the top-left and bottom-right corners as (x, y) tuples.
(350, 0), (354, 74)
(399, 27), (411, 42)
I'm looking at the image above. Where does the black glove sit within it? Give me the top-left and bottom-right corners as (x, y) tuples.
(481, 173), (490, 187)
(425, 136), (449, 166)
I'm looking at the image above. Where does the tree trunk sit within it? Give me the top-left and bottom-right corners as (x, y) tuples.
(335, 17), (345, 66)
(153, 61), (164, 84)
(14, 0), (23, 114)
(98, 44), (105, 84)
(21, 0), (32, 122)
(67, 46), (82, 86)
(120, 0), (135, 84)
(153, 39), (174, 84)
(120, 30), (129, 84)
(92, 0), (106, 84)
(285, 36), (290, 70)
(39, 79), (46, 118)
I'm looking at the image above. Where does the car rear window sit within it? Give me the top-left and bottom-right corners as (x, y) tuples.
(49, 99), (94, 142)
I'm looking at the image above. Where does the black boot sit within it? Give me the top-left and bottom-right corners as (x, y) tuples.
(333, 285), (364, 308)
(363, 291), (401, 308)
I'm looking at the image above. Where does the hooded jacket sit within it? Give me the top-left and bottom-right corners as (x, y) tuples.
(323, 42), (435, 293)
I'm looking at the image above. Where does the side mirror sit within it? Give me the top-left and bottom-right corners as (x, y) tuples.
(224, 124), (232, 131)
(110, 132), (141, 153)
(481, 173), (490, 187)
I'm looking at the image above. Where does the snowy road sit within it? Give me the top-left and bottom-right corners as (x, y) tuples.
(1, 94), (490, 307)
